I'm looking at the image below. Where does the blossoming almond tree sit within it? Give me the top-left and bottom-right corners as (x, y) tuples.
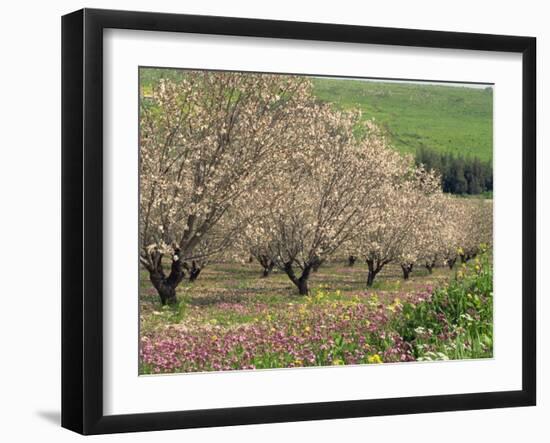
(396, 171), (446, 280)
(456, 198), (493, 262)
(415, 193), (456, 273)
(139, 71), (314, 304)
(352, 164), (443, 286)
(242, 116), (399, 295)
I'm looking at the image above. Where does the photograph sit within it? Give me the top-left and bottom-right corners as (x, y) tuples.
(138, 68), (494, 375)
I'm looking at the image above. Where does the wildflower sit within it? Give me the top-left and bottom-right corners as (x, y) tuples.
(367, 354), (382, 364)
(387, 297), (402, 313)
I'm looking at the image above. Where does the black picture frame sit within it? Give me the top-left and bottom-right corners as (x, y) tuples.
(62, 8), (536, 435)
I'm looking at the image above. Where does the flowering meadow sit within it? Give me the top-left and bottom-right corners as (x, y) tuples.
(139, 249), (493, 374)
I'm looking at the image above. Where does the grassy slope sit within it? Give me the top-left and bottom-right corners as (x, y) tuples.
(312, 78), (493, 161)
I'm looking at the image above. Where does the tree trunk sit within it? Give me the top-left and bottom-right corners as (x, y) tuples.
(312, 258), (324, 273)
(256, 254), (275, 278)
(348, 255), (357, 267)
(186, 260), (202, 282)
(366, 259), (382, 287)
(284, 261), (312, 295)
(460, 253), (474, 263)
(425, 264), (433, 274)
(447, 257), (457, 269)
(262, 261), (275, 278)
(401, 263), (413, 280)
(142, 249), (185, 305)
(297, 278), (309, 295)
(367, 269), (376, 287)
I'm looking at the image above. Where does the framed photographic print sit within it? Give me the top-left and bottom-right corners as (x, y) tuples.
(61, 8), (536, 435)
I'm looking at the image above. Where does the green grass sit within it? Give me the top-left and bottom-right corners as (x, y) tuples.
(313, 78), (493, 161)
(139, 260), (452, 333)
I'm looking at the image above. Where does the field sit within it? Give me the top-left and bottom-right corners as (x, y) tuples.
(313, 78), (493, 161)
(140, 254), (493, 374)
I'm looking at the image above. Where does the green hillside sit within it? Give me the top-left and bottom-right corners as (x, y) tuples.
(312, 78), (493, 162)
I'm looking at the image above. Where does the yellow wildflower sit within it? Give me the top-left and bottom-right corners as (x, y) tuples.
(367, 354), (383, 364)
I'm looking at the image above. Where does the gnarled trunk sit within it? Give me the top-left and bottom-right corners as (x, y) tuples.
(348, 255), (357, 267)
(460, 252), (476, 264)
(262, 262), (275, 278)
(184, 260), (202, 282)
(255, 254), (275, 278)
(297, 278), (309, 295)
(366, 259), (385, 287)
(447, 257), (457, 270)
(366, 269), (377, 287)
(401, 263), (413, 280)
(141, 248), (185, 305)
(284, 261), (313, 295)
(311, 258), (324, 273)
(425, 258), (436, 274)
